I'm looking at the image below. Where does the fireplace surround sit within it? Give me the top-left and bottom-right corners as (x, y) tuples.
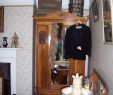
(0, 48), (17, 95)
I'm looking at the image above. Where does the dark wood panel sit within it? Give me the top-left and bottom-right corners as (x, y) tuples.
(69, 59), (85, 84)
(0, 6), (4, 32)
(36, 25), (49, 89)
(37, 89), (61, 95)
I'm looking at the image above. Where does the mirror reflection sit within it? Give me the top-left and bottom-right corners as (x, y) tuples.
(49, 23), (70, 85)
(102, 0), (112, 42)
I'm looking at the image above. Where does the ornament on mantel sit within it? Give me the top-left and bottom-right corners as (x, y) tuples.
(2, 37), (8, 48)
(11, 32), (19, 48)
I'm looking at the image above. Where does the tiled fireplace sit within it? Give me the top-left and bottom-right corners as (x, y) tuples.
(0, 48), (17, 95)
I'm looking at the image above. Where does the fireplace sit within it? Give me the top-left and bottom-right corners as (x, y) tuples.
(0, 63), (11, 95)
(0, 48), (17, 95)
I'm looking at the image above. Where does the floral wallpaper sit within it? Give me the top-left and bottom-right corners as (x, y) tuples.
(0, 6), (33, 95)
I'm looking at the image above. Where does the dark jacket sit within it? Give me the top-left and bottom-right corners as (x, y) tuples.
(64, 23), (91, 60)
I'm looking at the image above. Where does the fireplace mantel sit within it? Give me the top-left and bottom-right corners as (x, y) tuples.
(0, 48), (17, 95)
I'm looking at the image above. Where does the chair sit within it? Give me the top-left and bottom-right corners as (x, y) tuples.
(90, 69), (109, 95)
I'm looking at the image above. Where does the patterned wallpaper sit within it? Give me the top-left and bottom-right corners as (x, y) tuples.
(0, 6), (33, 95)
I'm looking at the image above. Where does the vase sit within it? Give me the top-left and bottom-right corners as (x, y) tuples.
(2, 37), (8, 47)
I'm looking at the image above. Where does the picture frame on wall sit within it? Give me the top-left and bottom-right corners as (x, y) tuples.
(92, 0), (99, 22)
(36, 0), (62, 15)
(102, 0), (113, 43)
(0, 6), (4, 32)
(38, 0), (62, 10)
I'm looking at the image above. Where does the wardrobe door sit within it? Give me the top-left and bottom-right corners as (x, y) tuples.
(69, 59), (85, 83)
(48, 23), (70, 89)
(36, 24), (49, 90)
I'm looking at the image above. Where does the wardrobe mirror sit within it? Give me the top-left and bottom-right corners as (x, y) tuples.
(102, 0), (113, 43)
(49, 23), (70, 85)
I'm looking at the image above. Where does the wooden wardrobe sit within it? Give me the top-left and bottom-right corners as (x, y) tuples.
(33, 12), (88, 95)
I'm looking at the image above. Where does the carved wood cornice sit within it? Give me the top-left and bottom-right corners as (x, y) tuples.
(33, 11), (88, 25)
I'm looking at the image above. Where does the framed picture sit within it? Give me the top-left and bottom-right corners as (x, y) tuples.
(92, 0), (99, 22)
(38, 0), (62, 10)
(36, 0), (62, 15)
(0, 6), (4, 32)
(102, 0), (113, 43)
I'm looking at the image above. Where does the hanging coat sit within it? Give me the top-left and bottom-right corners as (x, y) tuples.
(64, 23), (91, 60)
